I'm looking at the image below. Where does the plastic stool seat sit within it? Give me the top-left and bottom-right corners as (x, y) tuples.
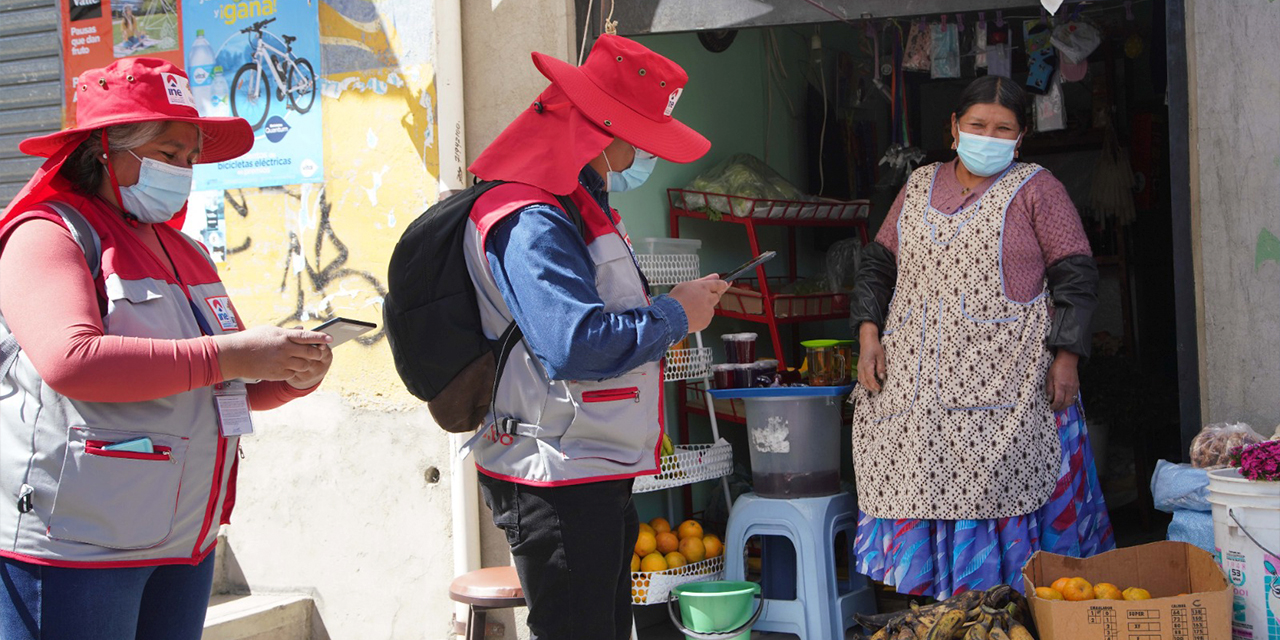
(449, 566), (526, 639)
(724, 492), (876, 638)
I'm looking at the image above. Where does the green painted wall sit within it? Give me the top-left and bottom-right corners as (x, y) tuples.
(615, 29), (813, 275)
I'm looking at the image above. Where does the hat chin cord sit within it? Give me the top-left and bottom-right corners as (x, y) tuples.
(100, 130), (141, 228)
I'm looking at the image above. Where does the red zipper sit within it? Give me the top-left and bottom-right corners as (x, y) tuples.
(582, 387), (640, 403)
(85, 440), (173, 463)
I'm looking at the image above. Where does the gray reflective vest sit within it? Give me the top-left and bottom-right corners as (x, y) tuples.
(0, 200), (243, 566)
(462, 183), (664, 486)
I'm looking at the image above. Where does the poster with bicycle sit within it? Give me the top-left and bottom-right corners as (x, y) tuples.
(183, 1), (324, 190)
(59, 0), (186, 127)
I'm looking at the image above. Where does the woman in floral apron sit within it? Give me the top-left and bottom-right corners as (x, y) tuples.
(849, 76), (1114, 598)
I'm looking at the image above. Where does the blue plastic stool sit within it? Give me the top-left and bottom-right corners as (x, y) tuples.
(724, 492), (876, 638)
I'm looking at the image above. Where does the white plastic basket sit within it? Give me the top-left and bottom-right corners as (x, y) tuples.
(664, 347), (714, 382)
(630, 555), (725, 605)
(636, 253), (701, 286)
(633, 440), (733, 493)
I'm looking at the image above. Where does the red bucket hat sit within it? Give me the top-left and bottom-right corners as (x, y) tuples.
(21, 57), (253, 163)
(532, 35), (709, 164)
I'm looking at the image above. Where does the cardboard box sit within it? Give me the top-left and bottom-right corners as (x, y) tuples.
(1022, 541), (1233, 640)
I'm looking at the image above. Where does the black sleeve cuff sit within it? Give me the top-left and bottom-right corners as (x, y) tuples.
(1046, 254), (1100, 360)
(850, 241), (898, 332)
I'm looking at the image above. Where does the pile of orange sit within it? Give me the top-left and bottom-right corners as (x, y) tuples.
(1034, 576), (1152, 602)
(632, 518), (724, 574)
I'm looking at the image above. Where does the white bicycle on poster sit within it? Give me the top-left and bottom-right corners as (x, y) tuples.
(230, 17), (317, 131)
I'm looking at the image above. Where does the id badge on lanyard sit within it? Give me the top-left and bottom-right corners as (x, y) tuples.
(186, 298), (252, 437)
(214, 379), (254, 437)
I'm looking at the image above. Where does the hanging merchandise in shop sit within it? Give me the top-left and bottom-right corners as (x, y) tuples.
(184, 1), (324, 190)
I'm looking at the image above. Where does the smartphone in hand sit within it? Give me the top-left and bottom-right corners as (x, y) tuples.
(313, 317), (377, 347)
(720, 251), (778, 283)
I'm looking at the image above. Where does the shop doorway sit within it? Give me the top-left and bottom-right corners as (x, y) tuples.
(587, 0), (1191, 630)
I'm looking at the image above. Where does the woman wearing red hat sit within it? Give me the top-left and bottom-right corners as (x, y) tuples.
(0, 57), (332, 639)
(463, 35), (723, 639)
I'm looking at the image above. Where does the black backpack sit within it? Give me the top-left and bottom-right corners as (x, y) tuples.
(384, 181), (583, 433)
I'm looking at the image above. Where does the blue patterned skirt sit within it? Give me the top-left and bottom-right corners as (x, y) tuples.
(853, 403), (1114, 599)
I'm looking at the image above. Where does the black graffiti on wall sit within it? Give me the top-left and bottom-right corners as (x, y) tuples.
(225, 188), (388, 346)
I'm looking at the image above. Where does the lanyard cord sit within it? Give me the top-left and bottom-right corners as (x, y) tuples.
(153, 228), (216, 337)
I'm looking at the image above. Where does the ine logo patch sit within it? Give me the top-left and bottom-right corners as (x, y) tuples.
(161, 73), (196, 108)
(205, 296), (240, 331)
(663, 87), (683, 117)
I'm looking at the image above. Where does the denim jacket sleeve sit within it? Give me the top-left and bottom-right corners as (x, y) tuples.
(485, 203), (688, 381)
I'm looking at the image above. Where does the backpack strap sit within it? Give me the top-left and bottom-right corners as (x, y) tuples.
(42, 201), (102, 281)
(1, 201), (103, 381)
(461, 189), (587, 450)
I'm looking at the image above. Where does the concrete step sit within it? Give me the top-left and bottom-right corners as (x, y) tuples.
(202, 593), (312, 640)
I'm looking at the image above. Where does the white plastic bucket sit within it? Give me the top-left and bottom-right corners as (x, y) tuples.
(1206, 468), (1280, 640)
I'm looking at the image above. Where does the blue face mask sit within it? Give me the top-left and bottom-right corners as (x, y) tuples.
(607, 147), (658, 192)
(117, 151), (193, 224)
(955, 131), (1021, 177)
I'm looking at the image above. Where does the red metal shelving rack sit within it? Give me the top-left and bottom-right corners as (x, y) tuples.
(667, 187), (872, 437)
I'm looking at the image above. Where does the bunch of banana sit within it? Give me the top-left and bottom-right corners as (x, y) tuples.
(857, 585), (1039, 640)
(660, 433), (675, 458)
(658, 433), (685, 478)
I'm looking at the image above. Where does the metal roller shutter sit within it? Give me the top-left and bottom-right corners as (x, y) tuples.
(0, 0), (60, 207)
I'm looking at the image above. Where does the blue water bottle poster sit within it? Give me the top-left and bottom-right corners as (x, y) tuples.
(183, 0), (324, 190)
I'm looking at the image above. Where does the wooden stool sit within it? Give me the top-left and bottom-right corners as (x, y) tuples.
(449, 566), (525, 640)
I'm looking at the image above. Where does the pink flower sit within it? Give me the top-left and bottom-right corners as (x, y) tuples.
(1236, 440), (1280, 482)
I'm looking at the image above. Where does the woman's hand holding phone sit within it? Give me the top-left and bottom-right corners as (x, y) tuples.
(668, 275), (729, 333)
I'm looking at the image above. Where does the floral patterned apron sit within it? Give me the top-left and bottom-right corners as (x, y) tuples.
(852, 162), (1060, 521)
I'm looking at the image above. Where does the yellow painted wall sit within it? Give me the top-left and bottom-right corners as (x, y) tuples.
(215, 1), (436, 410)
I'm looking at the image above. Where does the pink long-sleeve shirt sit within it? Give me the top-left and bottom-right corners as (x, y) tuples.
(0, 215), (308, 408)
(877, 160), (1092, 303)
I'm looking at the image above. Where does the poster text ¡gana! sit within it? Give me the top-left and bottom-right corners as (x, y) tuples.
(222, 0), (277, 26)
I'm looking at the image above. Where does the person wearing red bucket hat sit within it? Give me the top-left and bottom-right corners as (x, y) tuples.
(461, 35), (723, 639)
(0, 58), (334, 640)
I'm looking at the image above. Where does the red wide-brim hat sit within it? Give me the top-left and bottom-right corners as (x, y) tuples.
(531, 35), (710, 164)
(21, 57), (253, 163)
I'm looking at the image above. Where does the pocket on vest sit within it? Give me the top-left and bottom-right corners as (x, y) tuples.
(563, 376), (653, 464)
(936, 296), (1032, 410)
(48, 426), (189, 550)
(104, 277), (180, 338)
(591, 240), (648, 312)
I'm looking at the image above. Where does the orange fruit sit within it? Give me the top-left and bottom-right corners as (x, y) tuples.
(649, 517), (672, 534)
(640, 552), (668, 573)
(679, 536), (706, 563)
(638, 523), (655, 537)
(1095, 583), (1123, 600)
(665, 552), (687, 569)
(630, 553), (640, 572)
(1123, 587), (1152, 601)
(702, 534), (724, 559)
(656, 531), (679, 555)
(1051, 577), (1073, 594)
(1061, 577), (1095, 601)
(1035, 587), (1065, 601)
(635, 531), (657, 557)
(677, 520), (704, 540)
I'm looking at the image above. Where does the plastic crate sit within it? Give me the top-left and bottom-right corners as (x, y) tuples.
(630, 555), (725, 605)
(664, 347), (714, 382)
(636, 253), (701, 287)
(633, 440), (733, 493)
